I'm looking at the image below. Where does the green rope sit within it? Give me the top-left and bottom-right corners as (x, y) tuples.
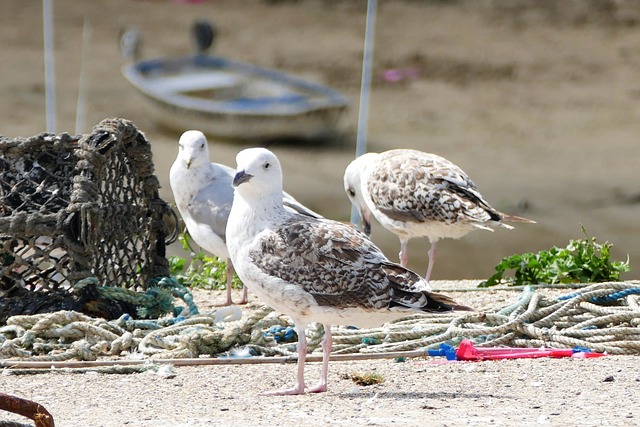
(148, 276), (200, 316)
(72, 276), (200, 319)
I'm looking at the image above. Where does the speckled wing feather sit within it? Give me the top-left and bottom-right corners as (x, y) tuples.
(249, 215), (464, 312)
(367, 149), (501, 225)
(379, 262), (467, 311)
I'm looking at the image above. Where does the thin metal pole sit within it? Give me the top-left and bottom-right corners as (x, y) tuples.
(0, 348), (430, 369)
(351, 0), (378, 225)
(75, 16), (92, 135)
(43, 0), (56, 133)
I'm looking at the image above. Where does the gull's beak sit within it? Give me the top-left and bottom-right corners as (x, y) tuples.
(185, 158), (193, 170)
(363, 217), (371, 236)
(361, 209), (372, 236)
(233, 170), (253, 187)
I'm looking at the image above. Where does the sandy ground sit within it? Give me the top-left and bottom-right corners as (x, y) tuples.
(1, 352), (639, 427)
(2, 1), (640, 426)
(1, 285), (640, 427)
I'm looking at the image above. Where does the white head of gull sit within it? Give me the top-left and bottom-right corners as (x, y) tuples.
(169, 131), (320, 306)
(226, 147), (471, 395)
(344, 149), (535, 281)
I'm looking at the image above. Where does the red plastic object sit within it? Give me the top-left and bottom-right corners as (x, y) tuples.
(455, 339), (605, 361)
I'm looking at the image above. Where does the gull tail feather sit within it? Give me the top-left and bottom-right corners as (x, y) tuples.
(423, 291), (474, 313)
(500, 213), (536, 224)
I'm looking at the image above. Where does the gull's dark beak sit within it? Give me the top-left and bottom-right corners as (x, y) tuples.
(363, 217), (372, 236)
(233, 170), (253, 187)
(360, 209), (372, 236)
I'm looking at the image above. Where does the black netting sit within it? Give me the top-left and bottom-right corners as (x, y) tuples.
(0, 118), (177, 300)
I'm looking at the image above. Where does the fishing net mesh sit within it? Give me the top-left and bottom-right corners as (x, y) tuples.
(0, 118), (177, 296)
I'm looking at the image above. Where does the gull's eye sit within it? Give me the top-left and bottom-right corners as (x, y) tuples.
(348, 188), (356, 198)
(264, 162), (271, 170)
(200, 143), (205, 149)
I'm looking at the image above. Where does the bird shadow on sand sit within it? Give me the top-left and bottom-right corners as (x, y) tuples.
(338, 390), (514, 401)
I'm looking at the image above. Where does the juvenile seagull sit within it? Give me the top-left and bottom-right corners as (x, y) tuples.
(169, 131), (320, 306)
(226, 147), (471, 395)
(344, 149), (535, 281)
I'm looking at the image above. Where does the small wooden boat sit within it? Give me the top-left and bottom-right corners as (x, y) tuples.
(121, 52), (350, 141)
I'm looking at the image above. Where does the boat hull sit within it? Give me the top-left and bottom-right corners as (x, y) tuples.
(122, 55), (350, 141)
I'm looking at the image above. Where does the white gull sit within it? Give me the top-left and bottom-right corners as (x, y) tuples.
(344, 149), (535, 281)
(226, 147), (471, 395)
(169, 130), (320, 306)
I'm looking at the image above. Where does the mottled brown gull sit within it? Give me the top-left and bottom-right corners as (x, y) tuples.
(169, 130), (320, 306)
(226, 147), (471, 395)
(344, 149), (535, 281)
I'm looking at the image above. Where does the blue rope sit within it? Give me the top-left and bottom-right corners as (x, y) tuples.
(557, 292), (581, 301)
(557, 287), (640, 303)
(591, 288), (640, 304)
(263, 325), (297, 343)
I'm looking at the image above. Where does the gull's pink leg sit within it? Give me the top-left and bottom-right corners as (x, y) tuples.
(308, 324), (332, 393)
(239, 285), (249, 305)
(425, 240), (437, 282)
(223, 260), (248, 305)
(224, 259), (234, 306)
(261, 325), (307, 396)
(399, 238), (409, 267)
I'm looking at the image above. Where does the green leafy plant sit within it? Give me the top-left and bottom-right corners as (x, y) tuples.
(169, 232), (243, 290)
(480, 226), (630, 287)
